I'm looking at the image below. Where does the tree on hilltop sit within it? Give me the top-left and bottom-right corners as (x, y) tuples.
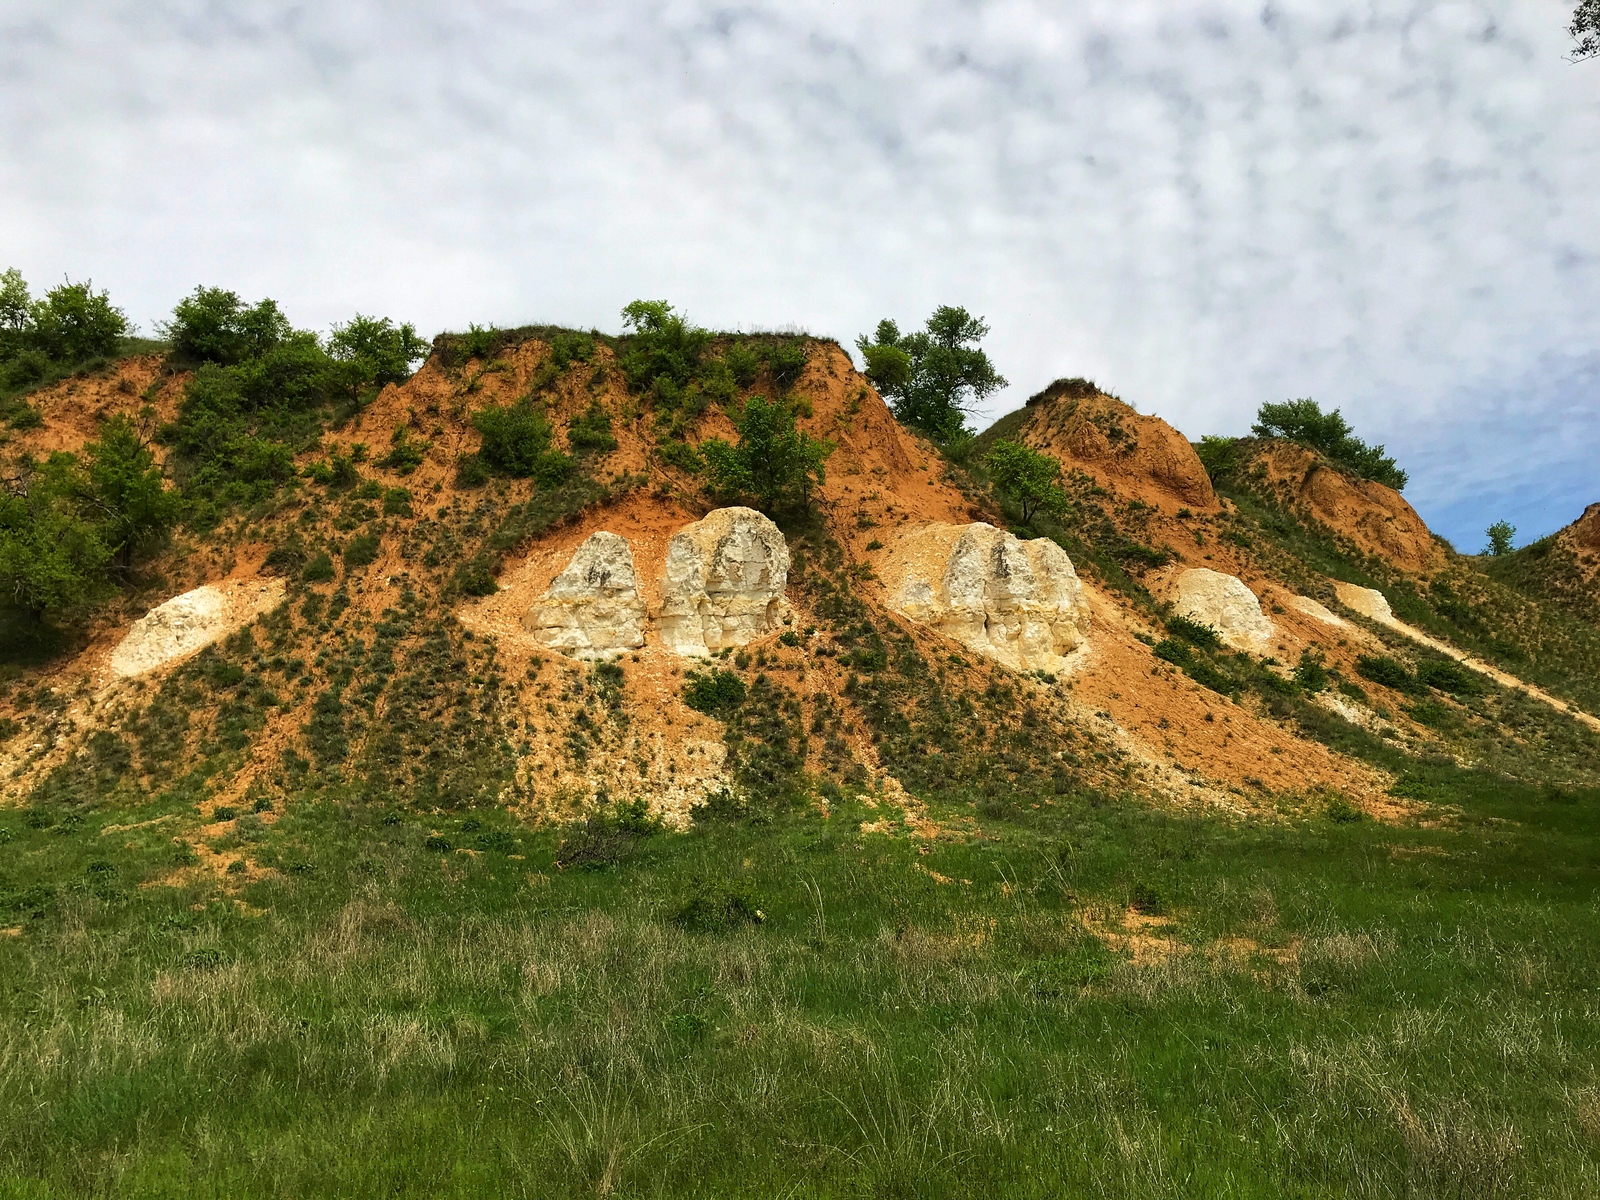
(1252, 398), (1408, 491)
(856, 306), (1006, 444)
(1573, 0), (1600, 58)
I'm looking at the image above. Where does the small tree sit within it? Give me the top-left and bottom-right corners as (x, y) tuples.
(163, 286), (291, 366)
(700, 395), (833, 516)
(327, 314), (430, 402)
(1574, 0), (1600, 58)
(1485, 520), (1516, 556)
(617, 300), (710, 394)
(855, 306), (1007, 443)
(471, 399), (572, 486)
(27, 280), (128, 363)
(0, 455), (114, 620)
(984, 439), (1067, 524)
(82, 413), (181, 570)
(1252, 398), (1408, 491)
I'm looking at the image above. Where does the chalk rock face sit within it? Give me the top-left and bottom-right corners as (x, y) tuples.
(524, 532), (647, 659)
(1170, 568), (1274, 652)
(1334, 582), (1395, 624)
(110, 579), (286, 678)
(884, 523), (1091, 674)
(1288, 595), (1349, 629)
(659, 507), (791, 656)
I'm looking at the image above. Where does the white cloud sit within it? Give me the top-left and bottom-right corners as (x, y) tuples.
(2, 0), (1597, 541)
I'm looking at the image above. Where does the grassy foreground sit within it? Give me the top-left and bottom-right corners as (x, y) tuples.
(3, 750), (1600, 1199)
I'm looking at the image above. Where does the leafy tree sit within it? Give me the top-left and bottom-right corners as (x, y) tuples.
(0, 269), (30, 355)
(1485, 520), (1516, 557)
(1574, 0), (1600, 58)
(163, 287), (291, 366)
(567, 400), (617, 454)
(1252, 398), (1408, 491)
(700, 395), (833, 515)
(855, 306), (1007, 443)
(472, 399), (572, 485)
(0, 454), (114, 619)
(22, 280), (129, 363)
(618, 301), (710, 394)
(326, 314), (429, 402)
(82, 414), (181, 570)
(983, 439), (1067, 523)
(1195, 435), (1247, 484)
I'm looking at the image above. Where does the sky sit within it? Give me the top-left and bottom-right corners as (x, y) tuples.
(2, 1), (1597, 549)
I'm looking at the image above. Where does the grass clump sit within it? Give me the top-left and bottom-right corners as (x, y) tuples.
(684, 669), (746, 715)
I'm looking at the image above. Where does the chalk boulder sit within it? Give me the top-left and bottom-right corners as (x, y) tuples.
(883, 523), (1091, 674)
(658, 507), (791, 656)
(523, 532), (647, 659)
(110, 579), (286, 678)
(1334, 582), (1395, 624)
(1170, 568), (1274, 652)
(1288, 595), (1349, 629)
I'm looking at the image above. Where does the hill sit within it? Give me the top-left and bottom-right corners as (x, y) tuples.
(3, 316), (1600, 1195)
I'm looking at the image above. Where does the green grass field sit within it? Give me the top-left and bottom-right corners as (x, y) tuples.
(4, 741), (1600, 1198)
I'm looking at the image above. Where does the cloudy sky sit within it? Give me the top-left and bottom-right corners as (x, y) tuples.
(3, 1), (1597, 547)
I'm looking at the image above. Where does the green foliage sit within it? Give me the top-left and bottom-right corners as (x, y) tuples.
(0, 454), (114, 620)
(656, 439), (704, 474)
(983, 439), (1067, 523)
(1416, 657), (1481, 696)
(1356, 653), (1418, 693)
(1164, 614), (1223, 651)
(471, 400), (572, 485)
(855, 307), (1007, 443)
(699, 395), (833, 515)
(23, 279), (129, 363)
(547, 330), (595, 369)
(685, 669), (747, 715)
(1574, 0), (1600, 58)
(1293, 650), (1329, 692)
(381, 487), (412, 517)
(342, 534), (380, 569)
(377, 425), (428, 474)
(674, 878), (764, 933)
(163, 286), (290, 366)
(1195, 435), (1248, 484)
(723, 341), (762, 387)
(1252, 398), (1408, 490)
(326, 314), (429, 402)
(764, 340), (809, 391)
(566, 400), (617, 454)
(81, 414), (181, 569)
(1485, 520), (1516, 556)
(617, 301), (711, 395)
(301, 553), (335, 583)
(454, 454), (491, 488)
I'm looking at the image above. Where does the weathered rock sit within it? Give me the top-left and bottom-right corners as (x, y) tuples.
(1334, 582), (1395, 624)
(883, 523), (1091, 674)
(110, 579), (286, 678)
(1014, 386), (1218, 509)
(1169, 568), (1274, 652)
(523, 532), (647, 659)
(1288, 595), (1350, 629)
(658, 507), (791, 656)
(1255, 442), (1440, 573)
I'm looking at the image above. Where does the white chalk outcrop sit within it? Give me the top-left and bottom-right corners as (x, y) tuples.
(523, 532), (648, 659)
(882, 523), (1091, 675)
(1170, 568), (1274, 652)
(658, 507), (792, 656)
(1288, 595), (1350, 629)
(109, 579), (286, 678)
(1335, 582), (1395, 624)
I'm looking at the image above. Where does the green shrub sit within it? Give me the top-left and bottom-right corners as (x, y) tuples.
(617, 301), (710, 395)
(723, 341), (761, 387)
(343, 534), (380, 569)
(378, 426), (428, 474)
(700, 396), (832, 515)
(984, 439), (1067, 523)
(455, 454), (491, 487)
(1417, 658), (1480, 696)
(1195, 435), (1247, 484)
(162, 286), (289, 366)
(763, 340), (809, 391)
(675, 879), (764, 933)
(472, 400), (572, 484)
(1323, 795), (1364, 823)
(1165, 614), (1223, 651)
(657, 439), (704, 474)
(548, 330), (595, 368)
(1293, 650), (1329, 692)
(424, 836), (453, 853)
(1356, 654), (1417, 693)
(1253, 398), (1408, 490)
(326, 314), (428, 401)
(453, 558), (498, 597)
(567, 400), (617, 454)
(382, 487), (412, 516)
(685, 670), (746, 715)
(302, 553), (335, 583)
